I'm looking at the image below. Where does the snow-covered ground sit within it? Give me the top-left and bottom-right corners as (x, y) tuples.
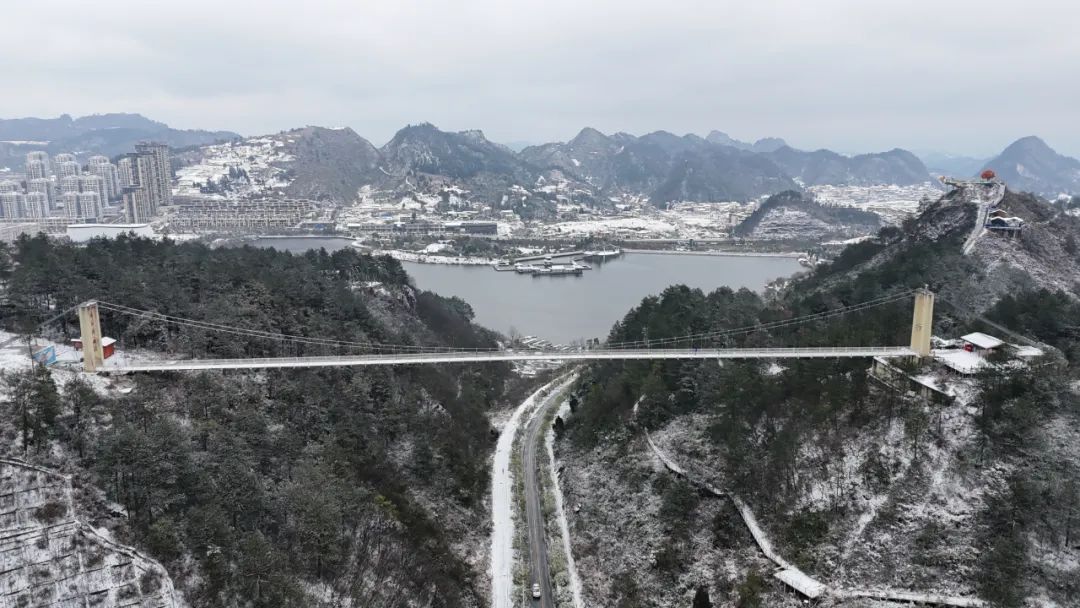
(368, 247), (497, 265)
(0, 330), (178, 397)
(537, 215), (681, 238)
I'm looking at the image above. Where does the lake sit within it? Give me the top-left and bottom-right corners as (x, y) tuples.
(249, 238), (802, 344)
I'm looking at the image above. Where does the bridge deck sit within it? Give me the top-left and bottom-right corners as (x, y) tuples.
(106, 346), (914, 372)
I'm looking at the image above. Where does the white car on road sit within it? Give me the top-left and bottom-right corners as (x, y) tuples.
(532, 583), (541, 599)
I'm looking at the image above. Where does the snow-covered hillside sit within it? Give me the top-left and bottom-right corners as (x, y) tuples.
(0, 458), (178, 607)
(748, 205), (868, 241)
(808, 182), (944, 226)
(174, 135), (295, 199)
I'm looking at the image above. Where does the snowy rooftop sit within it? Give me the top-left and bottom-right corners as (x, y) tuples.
(961, 332), (1004, 349)
(932, 349), (987, 374)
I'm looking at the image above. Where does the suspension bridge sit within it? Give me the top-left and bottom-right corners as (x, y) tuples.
(67, 289), (936, 373)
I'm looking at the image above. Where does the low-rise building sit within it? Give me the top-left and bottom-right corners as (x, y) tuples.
(165, 198), (318, 233)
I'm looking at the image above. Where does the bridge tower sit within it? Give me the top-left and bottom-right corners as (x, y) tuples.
(909, 288), (935, 357)
(77, 301), (105, 372)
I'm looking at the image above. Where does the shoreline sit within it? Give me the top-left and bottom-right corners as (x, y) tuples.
(621, 248), (802, 258)
(247, 236), (804, 264)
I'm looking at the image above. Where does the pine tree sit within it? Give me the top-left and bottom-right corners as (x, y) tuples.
(3, 366), (61, 453)
(692, 586), (712, 608)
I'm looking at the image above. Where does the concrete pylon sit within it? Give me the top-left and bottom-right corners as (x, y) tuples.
(909, 288), (935, 357)
(77, 301), (105, 372)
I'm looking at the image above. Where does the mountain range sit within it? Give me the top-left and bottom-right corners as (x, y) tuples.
(982, 136), (1080, 197)
(328, 129), (1080, 204)
(915, 136), (1080, 197)
(239, 123), (937, 205)
(0, 113), (238, 169)
(6, 113), (1077, 204)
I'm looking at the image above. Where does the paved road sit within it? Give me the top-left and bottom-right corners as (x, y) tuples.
(521, 388), (562, 608)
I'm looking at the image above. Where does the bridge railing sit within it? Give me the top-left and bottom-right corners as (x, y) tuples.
(105, 346), (915, 372)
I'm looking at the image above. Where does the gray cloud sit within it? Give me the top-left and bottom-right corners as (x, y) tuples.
(1, 0), (1077, 156)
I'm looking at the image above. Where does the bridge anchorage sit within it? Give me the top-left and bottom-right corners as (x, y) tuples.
(75, 289), (935, 373)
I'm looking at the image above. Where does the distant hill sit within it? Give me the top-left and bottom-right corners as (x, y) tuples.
(379, 123), (536, 202)
(705, 130), (789, 153)
(381, 123), (529, 181)
(651, 146), (798, 204)
(522, 128), (931, 202)
(983, 136), (1080, 196)
(522, 128), (797, 203)
(731, 190), (880, 241)
(281, 127), (383, 203)
(765, 146), (931, 186)
(0, 113), (238, 169)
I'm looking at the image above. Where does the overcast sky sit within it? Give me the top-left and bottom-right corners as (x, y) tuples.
(2, 0), (1077, 156)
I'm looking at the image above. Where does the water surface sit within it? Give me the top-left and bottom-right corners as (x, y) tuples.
(250, 238), (801, 343)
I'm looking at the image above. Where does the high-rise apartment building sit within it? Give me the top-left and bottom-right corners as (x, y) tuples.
(123, 144), (171, 221)
(60, 191), (101, 219)
(76, 192), (102, 219)
(59, 175), (81, 194)
(25, 151), (50, 180)
(0, 180), (19, 194)
(23, 192), (49, 218)
(27, 178), (54, 210)
(79, 174), (107, 207)
(58, 192), (78, 217)
(87, 155), (120, 201)
(134, 142), (172, 208)
(54, 160), (81, 180)
(117, 157), (134, 188)
(122, 186), (152, 223)
(0, 192), (24, 219)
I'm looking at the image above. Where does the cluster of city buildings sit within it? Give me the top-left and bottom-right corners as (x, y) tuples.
(0, 143), (172, 226)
